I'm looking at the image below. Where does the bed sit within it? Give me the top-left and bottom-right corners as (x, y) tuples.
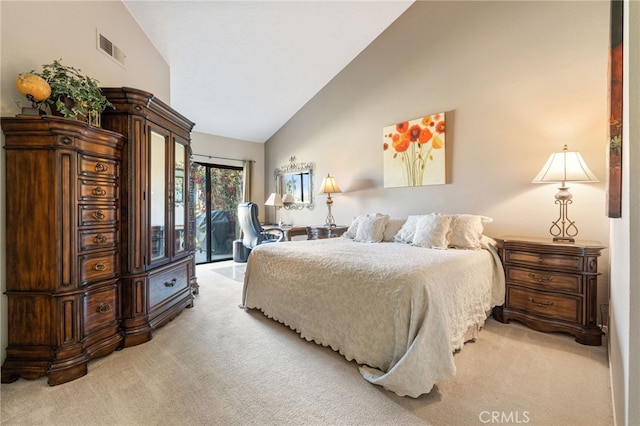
(241, 214), (505, 397)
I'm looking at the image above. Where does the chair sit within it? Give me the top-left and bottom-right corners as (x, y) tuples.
(236, 202), (284, 259)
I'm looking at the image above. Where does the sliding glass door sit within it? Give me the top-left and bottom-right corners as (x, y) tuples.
(193, 162), (244, 263)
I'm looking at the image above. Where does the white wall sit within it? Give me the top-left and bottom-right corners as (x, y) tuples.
(0, 0), (171, 363)
(266, 1), (611, 317)
(608, 1), (640, 424)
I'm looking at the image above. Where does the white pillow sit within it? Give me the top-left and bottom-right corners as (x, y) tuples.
(411, 214), (453, 249)
(382, 217), (406, 242)
(448, 214), (493, 249)
(393, 215), (424, 244)
(343, 215), (363, 239)
(354, 214), (389, 243)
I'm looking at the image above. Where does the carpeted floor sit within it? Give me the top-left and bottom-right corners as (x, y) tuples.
(0, 262), (613, 425)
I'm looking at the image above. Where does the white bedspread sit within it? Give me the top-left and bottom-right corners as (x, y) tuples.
(241, 238), (505, 397)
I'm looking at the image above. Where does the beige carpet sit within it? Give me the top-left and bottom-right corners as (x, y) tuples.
(1, 263), (612, 426)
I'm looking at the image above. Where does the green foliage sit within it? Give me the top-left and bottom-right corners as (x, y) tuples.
(33, 59), (112, 122)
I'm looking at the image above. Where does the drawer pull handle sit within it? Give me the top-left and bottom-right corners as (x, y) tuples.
(94, 262), (107, 271)
(538, 257), (545, 264)
(95, 162), (109, 173)
(165, 278), (177, 287)
(94, 233), (107, 244)
(96, 303), (111, 313)
(528, 297), (554, 308)
(528, 272), (553, 283)
(93, 186), (107, 196)
(92, 210), (105, 220)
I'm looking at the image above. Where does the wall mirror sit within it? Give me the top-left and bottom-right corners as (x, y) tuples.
(275, 156), (315, 210)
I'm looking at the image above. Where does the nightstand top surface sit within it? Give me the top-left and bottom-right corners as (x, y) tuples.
(497, 235), (605, 249)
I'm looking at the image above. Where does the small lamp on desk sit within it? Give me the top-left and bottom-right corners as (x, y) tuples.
(532, 145), (599, 242)
(318, 174), (342, 227)
(264, 193), (284, 227)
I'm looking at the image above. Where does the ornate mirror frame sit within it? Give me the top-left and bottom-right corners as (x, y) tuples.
(274, 156), (315, 210)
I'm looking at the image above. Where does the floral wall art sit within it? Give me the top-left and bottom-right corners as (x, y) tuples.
(383, 113), (446, 188)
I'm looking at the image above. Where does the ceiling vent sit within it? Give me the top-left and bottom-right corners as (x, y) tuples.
(97, 30), (126, 67)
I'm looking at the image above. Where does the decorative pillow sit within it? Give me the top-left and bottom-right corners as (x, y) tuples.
(411, 213), (453, 249)
(382, 217), (406, 242)
(354, 214), (389, 243)
(393, 215), (424, 244)
(448, 214), (493, 250)
(343, 215), (364, 239)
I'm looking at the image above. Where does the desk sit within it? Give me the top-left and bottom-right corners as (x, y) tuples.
(306, 225), (348, 240)
(283, 226), (308, 241)
(277, 225), (348, 241)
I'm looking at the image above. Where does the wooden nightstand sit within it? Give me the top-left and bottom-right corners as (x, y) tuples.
(492, 236), (605, 346)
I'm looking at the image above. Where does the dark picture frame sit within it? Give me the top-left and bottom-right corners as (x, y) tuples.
(607, 0), (623, 218)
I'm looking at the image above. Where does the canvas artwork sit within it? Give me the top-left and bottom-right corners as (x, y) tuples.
(607, 0), (623, 218)
(383, 113), (446, 188)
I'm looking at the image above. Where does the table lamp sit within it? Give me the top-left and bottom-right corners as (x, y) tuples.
(532, 145), (599, 242)
(318, 174), (342, 227)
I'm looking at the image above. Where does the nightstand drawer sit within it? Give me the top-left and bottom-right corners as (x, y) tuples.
(506, 266), (582, 294)
(505, 250), (583, 272)
(507, 287), (581, 323)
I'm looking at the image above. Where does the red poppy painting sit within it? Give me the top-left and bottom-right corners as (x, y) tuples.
(383, 113), (446, 188)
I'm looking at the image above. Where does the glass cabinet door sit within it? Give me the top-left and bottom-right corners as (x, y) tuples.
(149, 130), (167, 262)
(174, 141), (186, 254)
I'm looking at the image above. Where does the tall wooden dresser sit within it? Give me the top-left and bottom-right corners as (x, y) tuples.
(492, 236), (605, 345)
(1, 116), (125, 385)
(101, 87), (197, 347)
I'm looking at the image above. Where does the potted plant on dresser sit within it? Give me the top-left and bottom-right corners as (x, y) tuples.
(30, 59), (112, 127)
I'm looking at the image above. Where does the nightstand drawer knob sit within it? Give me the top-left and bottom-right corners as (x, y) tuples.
(528, 297), (554, 308)
(528, 272), (553, 283)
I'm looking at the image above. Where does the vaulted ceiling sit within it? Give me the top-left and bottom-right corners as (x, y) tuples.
(124, 1), (413, 142)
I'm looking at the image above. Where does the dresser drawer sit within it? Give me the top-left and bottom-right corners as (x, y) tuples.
(78, 154), (119, 180)
(78, 179), (118, 203)
(79, 228), (118, 252)
(505, 250), (583, 272)
(506, 266), (582, 294)
(79, 205), (118, 227)
(79, 251), (118, 285)
(84, 285), (118, 334)
(507, 287), (581, 323)
(148, 262), (189, 308)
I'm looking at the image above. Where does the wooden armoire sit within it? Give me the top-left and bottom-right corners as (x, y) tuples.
(1, 116), (125, 385)
(1, 87), (197, 385)
(101, 87), (198, 348)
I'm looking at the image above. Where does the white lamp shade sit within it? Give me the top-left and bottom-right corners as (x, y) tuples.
(282, 193), (295, 204)
(318, 174), (342, 194)
(532, 145), (599, 184)
(264, 192), (283, 207)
